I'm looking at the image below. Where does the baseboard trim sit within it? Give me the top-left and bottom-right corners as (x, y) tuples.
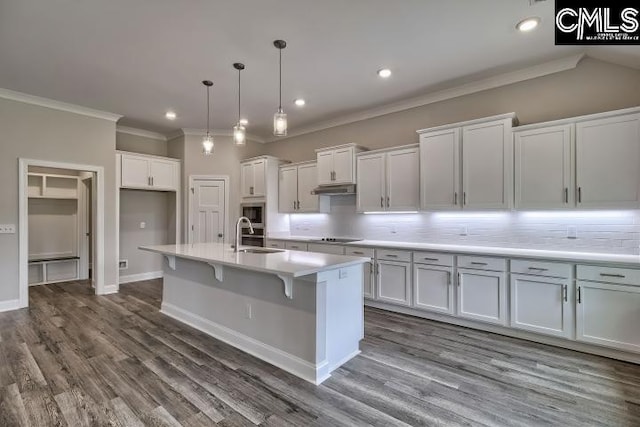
(0, 299), (22, 313)
(161, 302), (329, 384)
(119, 271), (163, 285)
(101, 284), (119, 295)
(365, 300), (640, 365)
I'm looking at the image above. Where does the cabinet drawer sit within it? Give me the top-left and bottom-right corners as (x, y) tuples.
(413, 251), (454, 267)
(511, 260), (572, 279)
(267, 240), (285, 249)
(376, 249), (411, 263)
(285, 242), (308, 251)
(457, 255), (506, 272)
(307, 243), (345, 255)
(345, 247), (375, 259)
(577, 265), (640, 286)
(46, 260), (79, 282)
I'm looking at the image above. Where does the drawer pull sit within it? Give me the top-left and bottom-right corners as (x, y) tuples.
(385, 254), (398, 258)
(352, 251), (364, 255)
(422, 257), (439, 261)
(577, 286), (582, 304)
(470, 262), (488, 266)
(528, 267), (549, 271)
(599, 273), (626, 279)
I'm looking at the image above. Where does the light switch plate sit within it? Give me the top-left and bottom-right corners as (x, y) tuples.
(0, 224), (16, 234)
(140, 222), (146, 229)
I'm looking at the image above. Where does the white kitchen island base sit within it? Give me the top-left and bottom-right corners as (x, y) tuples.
(145, 246), (367, 385)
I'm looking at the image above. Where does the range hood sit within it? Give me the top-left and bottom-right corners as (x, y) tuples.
(311, 184), (356, 195)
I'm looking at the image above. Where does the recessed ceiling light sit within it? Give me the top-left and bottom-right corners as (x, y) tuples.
(377, 68), (392, 78)
(516, 17), (540, 32)
(294, 98), (306, 107)
(165, 111), (176, 120)
(239, 118), (248, 125)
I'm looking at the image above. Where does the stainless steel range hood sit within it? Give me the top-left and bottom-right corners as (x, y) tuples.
(311, 184), (356, 195)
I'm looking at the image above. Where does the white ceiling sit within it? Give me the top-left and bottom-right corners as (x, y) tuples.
(1, 0), (638, 141)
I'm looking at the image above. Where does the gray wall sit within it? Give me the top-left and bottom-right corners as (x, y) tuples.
(119, 189), (173, 277)
(0, 97), (118, 302)
(116, 131), (169, 157)
(260, 58), (640, 162)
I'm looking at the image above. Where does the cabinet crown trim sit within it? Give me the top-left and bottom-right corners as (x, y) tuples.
(416, 112), (518, 135)
(514, 106), (640, 133)
(241, 155), (289, 164)
(314, 143), (368, 153)
(356, 144), (419, 157)
(279, 160), (317, 168)
(116, 150), (181, 163)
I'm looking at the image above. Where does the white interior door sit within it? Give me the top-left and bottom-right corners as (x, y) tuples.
(191, 179), (226, 244)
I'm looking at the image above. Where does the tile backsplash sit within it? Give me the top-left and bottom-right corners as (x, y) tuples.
(287, 196), (640, 255)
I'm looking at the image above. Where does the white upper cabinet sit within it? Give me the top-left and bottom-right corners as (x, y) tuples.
(120, 152), (179, 191)
(241, 158), (267, 198)
(356, 146), (419, 212)
(462, 119), (512, 209)
(278, 162), (325, 213)
(515, 124), (573, 209)
(576, 113), (640, 208)
(419, 128), (460, 210)
(417, 114), (515, 211)
(315, 144), (366, 186)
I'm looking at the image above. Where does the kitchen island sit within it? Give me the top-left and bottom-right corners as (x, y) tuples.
(139, 243), (370, 384)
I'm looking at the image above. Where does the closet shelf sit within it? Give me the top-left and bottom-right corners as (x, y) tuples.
(28, 195), (78, 200)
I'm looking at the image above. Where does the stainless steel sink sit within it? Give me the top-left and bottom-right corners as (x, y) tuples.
(237, 248), (284, 254)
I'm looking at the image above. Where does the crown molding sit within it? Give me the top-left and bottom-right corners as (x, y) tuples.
(116, 125), (167, 141)
(0, 87), (122, 122)
(168, 128), (266, 143)
(264, 53), (586, 143)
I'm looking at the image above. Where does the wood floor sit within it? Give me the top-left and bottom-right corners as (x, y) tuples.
(0, 280), (639, 426)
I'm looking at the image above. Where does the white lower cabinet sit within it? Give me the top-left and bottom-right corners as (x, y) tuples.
(284, 242), (308, 251)
(346, 247), (376, 299)
(457, 267), (507, 326)
(413, 264), (454, 315)
(266, 240), (285, 249)
(576, 279), (640, 353)
(510, 274), (573, 339)
(377, 260), (411, 306)
(307, 243), (345, 255)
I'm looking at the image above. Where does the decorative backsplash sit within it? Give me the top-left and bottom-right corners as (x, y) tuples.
(287, 196), (640, 255)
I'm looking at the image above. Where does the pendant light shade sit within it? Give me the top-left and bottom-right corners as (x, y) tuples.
(202, 80), (214, 155)
(233, 63), (246, 146)
(273, 39), (287, 137)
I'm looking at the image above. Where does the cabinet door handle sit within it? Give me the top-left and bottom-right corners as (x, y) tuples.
(600, 273), (625, 278)
(447, 271), (451, 286)
(386, 196), (390, 208)
(353, 251), (364, 255)
(577, 286), (582, 304)
(293, 201), (297, 210)
(564, 188), (569, 204)
(422, 257), (439, 262)
(457, 272), (461, 287)
(148, 176), (151, 186)
(250, 186), (254, 195)
(563, 284), (568, 302)
(385, 254), (398, 258)
(454, 192), (458, 205)
(470, 262), (488, 266)
(577, 187), (582, 203)
(297, 201), (300, 210)
(528, 267), (549, 271)
(380, 197), (384, 208)
(463, 192), (467, 205)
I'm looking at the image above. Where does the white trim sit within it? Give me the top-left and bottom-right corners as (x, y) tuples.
(514, 105), (640, 132)
(116, 126), (168, 141)
(265, 54), (585, 143)
(118, 271), (163, 284)
(102, 284), (119, 294)
(417, 112), (517, 134)
(161, 301), (330, 384)
(0, 88), (122, 122)
(188, 175), (230, 245)
(0, 299), (21, 313)
(365, 300), (640, 365)
(169, 128), (266, 144)
(19, 158), (107, 309)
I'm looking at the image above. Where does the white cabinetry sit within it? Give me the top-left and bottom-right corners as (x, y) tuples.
(412, 252), (455, 315)
(284, 241), (308, 251)
(576, 113), (640, 208)
(307, 243), (345, 255)
(576, 265), (640, 353)
(509, 260), (573, 339)
(356, 146), (419, 212)
(418, 114), (515, 210)
(457, 256), (507, 326)
(241, 158), (268, 198)
(316, 144), (366, 186)
(120, 152), (179, 191)
(376, 249), (411, 306)
(346, 247), (376, 299)
(514, 124), (573, 209)
(279, 162), (328, 213)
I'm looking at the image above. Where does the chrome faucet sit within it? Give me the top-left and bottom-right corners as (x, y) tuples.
(234, 216), (254, 252)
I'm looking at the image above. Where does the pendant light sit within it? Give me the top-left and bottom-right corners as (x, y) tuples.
(273, 39), (287, 137)
(232, 63), (246, 146)
(201, 80), (214, 155)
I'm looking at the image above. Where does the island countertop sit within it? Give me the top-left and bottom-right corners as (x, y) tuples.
(140, 243), (370, 278)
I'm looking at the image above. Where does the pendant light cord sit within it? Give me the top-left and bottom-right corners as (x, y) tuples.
(278, 47), (282, 110)
(238, 69), (241, 121)
(206, 86), (210, 136)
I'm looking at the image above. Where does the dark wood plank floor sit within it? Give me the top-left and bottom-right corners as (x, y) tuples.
(0, 280), (639, 426)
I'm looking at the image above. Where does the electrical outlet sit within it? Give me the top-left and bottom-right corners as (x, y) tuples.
(0, 224), (16, 234)
(119, 259), (129, 269)
(139, 222), (146, 229)
(567, 226), (578, 239)
(245, 304), (252, 319)
(460, 226), (468, 236)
